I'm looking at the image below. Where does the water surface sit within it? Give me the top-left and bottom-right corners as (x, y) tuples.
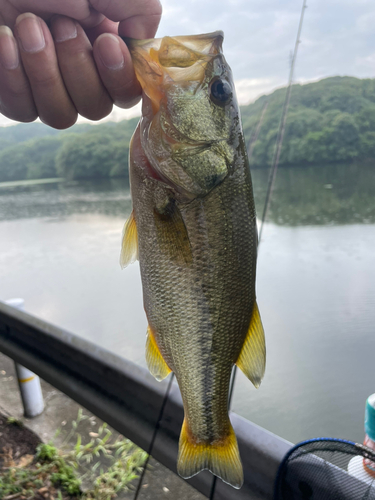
(0, 164), (374, 444)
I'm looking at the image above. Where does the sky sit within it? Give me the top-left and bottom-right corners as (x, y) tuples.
(1, 0), (375, 127)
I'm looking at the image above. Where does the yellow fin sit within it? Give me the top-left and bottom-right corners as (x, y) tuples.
(177, 419), (243, 489)
(236, 301), (266, 388)
(120, 210), (138, 269)
(146, 326), (171, 381)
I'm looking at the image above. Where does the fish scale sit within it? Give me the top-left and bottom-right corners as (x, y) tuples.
(121, 31), (266, 489)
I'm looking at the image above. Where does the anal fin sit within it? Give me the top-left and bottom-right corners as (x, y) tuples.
(120, 210), (138, 269)
(236, 301), (266, 388)
(146, 325), (171, 381)
(177, 419), (243, 489)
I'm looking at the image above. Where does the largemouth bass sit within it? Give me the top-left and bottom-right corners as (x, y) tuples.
(121, 31), (266, 489)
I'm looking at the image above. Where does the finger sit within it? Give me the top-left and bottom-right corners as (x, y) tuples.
(0, 0), (21, 28)
(0, 25), (37, 121)
(89, 0), (162, 38)
(93, 33), (141, 108)
(14, 13), (77, 129)
(9, 0), (91, 21)
(79, 7), (105, 30)
(83, 16), (118, 45)
(50, 15), (112, 121)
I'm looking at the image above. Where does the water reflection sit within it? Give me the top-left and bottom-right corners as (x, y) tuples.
(1, 163), (374, 225)
(252, 162), (375, 225)
(0, 178), (131, 221)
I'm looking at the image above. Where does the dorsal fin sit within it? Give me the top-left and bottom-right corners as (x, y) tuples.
(120, 210), (138, 269)
(235, 301), (266, 388)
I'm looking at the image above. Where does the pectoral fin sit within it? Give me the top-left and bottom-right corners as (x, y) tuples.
(154, 199), (192, 266)
(146, 325), (172, 381)
(120, 210), (138, 269)
(236, 301), (266, 388)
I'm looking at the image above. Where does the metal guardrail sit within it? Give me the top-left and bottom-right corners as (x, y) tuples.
(0, 300), (292, 499)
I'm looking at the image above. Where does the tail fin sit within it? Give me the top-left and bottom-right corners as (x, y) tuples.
(177, 419), (243, 489)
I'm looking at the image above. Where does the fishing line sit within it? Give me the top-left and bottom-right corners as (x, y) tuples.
(209, 2), (307, 499)
(133, 372), (175, 500)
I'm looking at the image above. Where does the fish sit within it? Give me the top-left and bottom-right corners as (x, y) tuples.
(120, 31), (266, 489)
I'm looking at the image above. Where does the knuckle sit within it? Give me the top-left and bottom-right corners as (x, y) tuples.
(31, 71), (62, 89)
(79, 100), (113, 121)
(115, 95), (141, 109)
(42, 112), (78, 130)
(0, 103), (37, 123)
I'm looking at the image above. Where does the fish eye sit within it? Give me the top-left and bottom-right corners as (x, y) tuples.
(210, 78), (232, 105)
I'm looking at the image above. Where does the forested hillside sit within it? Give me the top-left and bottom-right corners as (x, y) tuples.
(241, 76), (375, 166)
(0, 76), (374, 182)
(0, 119), (138, 182)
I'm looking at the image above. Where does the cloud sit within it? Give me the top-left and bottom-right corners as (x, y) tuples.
(2, 0), (375, 128)
(234, 78), (283, 105)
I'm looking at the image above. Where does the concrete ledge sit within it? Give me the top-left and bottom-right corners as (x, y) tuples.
(0, 300), (292, 499)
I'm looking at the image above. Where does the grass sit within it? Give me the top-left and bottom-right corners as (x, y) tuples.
(0, 409), (147, 500)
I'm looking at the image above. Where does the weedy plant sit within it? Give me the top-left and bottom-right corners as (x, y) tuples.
(0, 409), (147, 500)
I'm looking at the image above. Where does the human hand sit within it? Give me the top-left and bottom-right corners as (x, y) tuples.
(0, 0), (162, 128)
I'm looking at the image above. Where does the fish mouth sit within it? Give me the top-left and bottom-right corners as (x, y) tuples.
(159, 114), (226, 157)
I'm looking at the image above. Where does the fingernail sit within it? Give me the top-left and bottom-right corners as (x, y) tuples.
(51, 16), (77, 43)
(16, 13), (45, 53)
(0, 26), (19, 70)
(97, 34), (124, 70)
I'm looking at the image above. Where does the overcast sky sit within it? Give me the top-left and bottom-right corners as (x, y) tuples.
(2, 0), (375, 127)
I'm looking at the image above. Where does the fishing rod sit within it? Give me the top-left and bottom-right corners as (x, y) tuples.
(258, 0), (308, 243)
(210, 1), (308, 499)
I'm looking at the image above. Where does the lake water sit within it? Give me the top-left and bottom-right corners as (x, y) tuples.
(0, 163), (374, 445)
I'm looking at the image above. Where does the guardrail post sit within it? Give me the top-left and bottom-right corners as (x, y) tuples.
(5, 299), (44, 418)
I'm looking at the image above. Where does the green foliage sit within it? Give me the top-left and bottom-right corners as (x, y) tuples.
(6, 416), (23, 426)
(242, 76), (375, 166)
(1, 76), (375, 181)
(0, 136), (62, 182)
(0, 122), (60, 153)
(50, 464), (81, 496)
(36, 442), (59, 462)
(0, 409), (146, 500)
(0, 118), (137, 183)
(56, 131), (129, 180)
